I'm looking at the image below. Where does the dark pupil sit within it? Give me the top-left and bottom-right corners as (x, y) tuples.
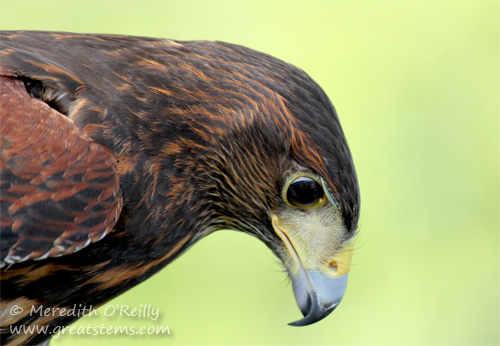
(286, 177), (324, 207)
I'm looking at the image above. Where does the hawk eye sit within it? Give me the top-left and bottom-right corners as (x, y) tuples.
(286, 176), (325, 208)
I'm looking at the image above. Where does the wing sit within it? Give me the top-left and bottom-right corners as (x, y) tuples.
(0, 73), (122, 268)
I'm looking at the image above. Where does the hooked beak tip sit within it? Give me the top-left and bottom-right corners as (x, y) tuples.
(288, 272), (349, 326)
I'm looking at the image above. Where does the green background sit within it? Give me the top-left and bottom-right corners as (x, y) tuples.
(1, 1), (498, 345)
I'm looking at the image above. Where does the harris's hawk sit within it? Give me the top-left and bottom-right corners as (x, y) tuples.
(0, 31), (360, 345)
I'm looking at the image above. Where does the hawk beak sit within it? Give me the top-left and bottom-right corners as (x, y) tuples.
(271, 215), (353, 326)
(288, 269), (349, 326)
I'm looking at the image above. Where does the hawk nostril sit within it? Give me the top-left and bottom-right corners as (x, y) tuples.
(329, 261), (338, 273)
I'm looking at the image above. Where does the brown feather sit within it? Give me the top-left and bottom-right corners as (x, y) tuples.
(0, 75), (122, 267)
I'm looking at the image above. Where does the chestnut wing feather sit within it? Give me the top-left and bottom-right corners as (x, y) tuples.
(0, 76), (123, 268)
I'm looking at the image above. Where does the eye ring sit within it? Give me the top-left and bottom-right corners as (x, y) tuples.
(284, 175), (325, 208)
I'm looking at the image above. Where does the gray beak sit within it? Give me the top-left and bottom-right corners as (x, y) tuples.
(289, 269), (349, 326)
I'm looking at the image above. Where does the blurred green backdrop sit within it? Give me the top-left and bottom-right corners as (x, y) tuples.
(1, 1), (498, 345)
